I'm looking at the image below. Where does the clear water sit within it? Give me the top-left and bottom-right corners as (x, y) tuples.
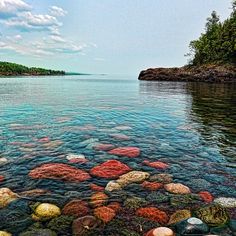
(0, 76), (235, 234)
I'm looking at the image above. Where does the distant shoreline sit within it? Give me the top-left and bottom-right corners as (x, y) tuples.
(138, 64), (236, 83)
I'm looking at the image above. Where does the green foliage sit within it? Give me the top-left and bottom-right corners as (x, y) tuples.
(188, 1), (236, 65)
(0, 61), (65, 76)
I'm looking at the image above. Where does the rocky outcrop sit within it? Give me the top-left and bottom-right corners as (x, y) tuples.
(138, 64), (236, 82)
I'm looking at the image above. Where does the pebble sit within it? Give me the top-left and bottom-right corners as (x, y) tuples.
(214, 197), (236, 208)
(146, 227), (174, 236)
(164, 183), (191, 194)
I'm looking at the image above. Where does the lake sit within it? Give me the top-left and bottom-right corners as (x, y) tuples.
(0, 76), (235, 235)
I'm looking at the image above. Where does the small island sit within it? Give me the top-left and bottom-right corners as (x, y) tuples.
(0, 61), (65, 76)
(139, 2), (236, 82)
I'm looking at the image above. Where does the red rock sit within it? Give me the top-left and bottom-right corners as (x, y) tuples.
(62, 199), (89, 217)
(94, 206), (116, 223)
(69, 158), (88, 164)
(108, 147), (140, 158)
(136, 207), (169, 224)
(93, 144), (115, 151)
(38, 137), (50, 143)
(107, 202), (121, 213)
(90, 183), (105, 192)
(198, 191), (214, 203)
(0, 175), (4, 182)
(29, 163), (91, 182)
(141, 181), (163, 191)
(90, 160), (131, 179)
(143, 160), (169, 169)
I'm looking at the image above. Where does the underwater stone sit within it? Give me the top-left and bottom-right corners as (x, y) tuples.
(175, 217), (209, 235)
(62, 199), (89, 217)
(72, 216), (99, 236)
(29, 163), (91, 183)
(90, 160), (131, 179)
(117, 171), (150, 187)
(145, 227), (175, 236)
(136, 207), (169, 225)
(32, 203), (61, 221)
(108, 147), (140, 158)
(195, 204), (229, 226)
(214, 197), (236, 208)
(168, 209), (191, 225)
(149, 174), (173, 184)
(0, 188), (19, 208)
(94, 206), (116, 223)
(164, 183), (191, 194)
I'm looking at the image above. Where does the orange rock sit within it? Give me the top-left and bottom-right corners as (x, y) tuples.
(143, 160), (169, 169)
(198, 191), (214, 203)
(90, 192), (108, 207)
(62, 199), (89, 217)
(107, 202), (121, 213)
(94, 206), (116, 223)
(136, 207), (169, 224)
(90, 183), (105, 192)
(141, 181), (163, 191)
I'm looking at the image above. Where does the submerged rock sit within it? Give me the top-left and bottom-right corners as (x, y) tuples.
(136, 207), (169, 225)
(124, 197), (147, 210)
(90, 160), (131, 179)
(62, 199), (89, 218)
(195, 204), (229, 226)
(168, 209), (191, 225)
(214, 197), (236, 208)
(32, 203), (61, 221)
(90, 192), (108, 207)
(108, 147), (140, 158)
(164, 183), (191, 194)
(47, 215), (74, 236)
(94, 206), (116, 223)
(0, 232), (12, 236)
(175, 217), (209, 235)
(29, 163), (91, 183)
(143, 160), (169, 170)
(145, 227), (174, 236)
(105, 180), (122, 192)
(0, 188), (19, 208)
(72, 216), (99, 236)
(117, 171), (150, 187)
(149, 174), (173, 184)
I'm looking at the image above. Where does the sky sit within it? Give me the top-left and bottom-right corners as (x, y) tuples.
(0, 0), (233, 75)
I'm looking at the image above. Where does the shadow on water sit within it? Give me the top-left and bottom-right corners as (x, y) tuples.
(139, 81), (236, 163)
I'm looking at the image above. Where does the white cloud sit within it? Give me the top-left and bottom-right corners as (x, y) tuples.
(0, 0), (31, 18)
(50, 35), (66, 43)
(49, 6), (67, 17)
(14, 34), (22, 40)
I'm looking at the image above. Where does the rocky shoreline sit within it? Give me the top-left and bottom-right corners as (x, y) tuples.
(138, 65), (236, 83)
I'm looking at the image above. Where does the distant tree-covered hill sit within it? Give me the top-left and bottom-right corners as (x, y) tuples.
(188, 0), (236, 65)
(0, 61), (65, 76)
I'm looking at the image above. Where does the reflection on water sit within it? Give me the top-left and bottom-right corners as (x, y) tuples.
(0, 76), (235, 235)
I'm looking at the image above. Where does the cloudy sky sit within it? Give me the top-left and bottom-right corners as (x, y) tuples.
(0, 0), (233, 75)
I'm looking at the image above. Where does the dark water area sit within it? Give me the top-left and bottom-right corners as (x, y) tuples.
(0, 76), (235, 235)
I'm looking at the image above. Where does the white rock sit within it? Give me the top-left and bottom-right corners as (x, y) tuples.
(187, 217), (203, 225)
(105, 181), (122, 192)
(214, 197), (236, 208)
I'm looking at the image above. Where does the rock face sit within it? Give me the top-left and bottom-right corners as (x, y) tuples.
(29, 163), (91, 182)
(108, 147), (140, 158)
(138, 65), (236, 83)
(90, 160), (131, 179)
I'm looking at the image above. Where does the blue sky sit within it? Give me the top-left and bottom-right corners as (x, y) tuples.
(0, 0), (233, 75)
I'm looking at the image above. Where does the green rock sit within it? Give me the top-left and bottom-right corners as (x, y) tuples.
(195, 204), (229, 227)
(19, 229), (57, 236)
(47, 215), (74, 236)
(168, 209), (191, 225)
(124, 197), (147, 210)
(146, 192), (170, 204)
(170, 194), (201, 207)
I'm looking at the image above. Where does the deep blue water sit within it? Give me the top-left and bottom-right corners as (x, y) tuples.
(0, 76), (235, 235)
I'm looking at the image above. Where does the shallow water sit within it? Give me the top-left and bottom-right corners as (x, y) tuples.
(0, 76), (235, 235)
